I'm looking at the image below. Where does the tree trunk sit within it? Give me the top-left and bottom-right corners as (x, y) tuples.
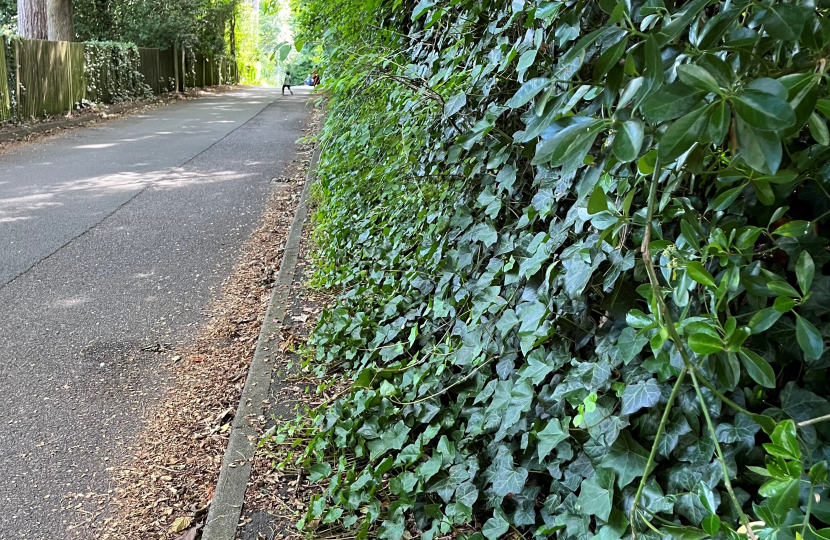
(17, 0), (47, 39)
(229, 6), (236, 60)
(46, 0), (74, 41)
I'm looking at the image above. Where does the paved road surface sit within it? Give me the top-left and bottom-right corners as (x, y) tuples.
(0, 86), (311, 539)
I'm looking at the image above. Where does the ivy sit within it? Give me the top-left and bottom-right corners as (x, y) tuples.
(84, 41), (153, 103)
(290, 0), (830, 540)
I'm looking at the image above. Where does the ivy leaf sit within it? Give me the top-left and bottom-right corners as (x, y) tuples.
(517, 349), (554, 385)
(412, 0), (436, 20)
(444, 91), (466, 117)
(618, 327), (649, 363)
(738, 349), (776, 388)
(613, 120), (645, 163)
(492, 465), (528, 496)
(537, 418), (569, 461)
(795, 314), (824, 359)
(601, 429), (651, 488)
(309, 463), (332, 483)
(496, 309), (519, 335)
(367, 421), (411, 460)
(588, 184), (610, 214)
(577, 467), (614, 521)
(621, 378), (662, 415)
(482, 508), (510, 540)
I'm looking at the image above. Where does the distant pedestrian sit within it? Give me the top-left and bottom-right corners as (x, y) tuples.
(312, 70), (320, 86)
(282, 71), (293, 95)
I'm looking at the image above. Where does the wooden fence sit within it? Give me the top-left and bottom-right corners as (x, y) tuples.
(1, 36), (238, 122)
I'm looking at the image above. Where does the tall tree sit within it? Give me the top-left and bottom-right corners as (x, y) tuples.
(46, 0), (73, 40)
(17, 0), (46, 38)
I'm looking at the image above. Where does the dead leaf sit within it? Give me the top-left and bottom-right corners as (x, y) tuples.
(170, 516), (192, 533)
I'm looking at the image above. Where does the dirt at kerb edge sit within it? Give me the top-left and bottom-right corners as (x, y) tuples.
(0, 85), (238, 154)
(69, 121), (319, 540)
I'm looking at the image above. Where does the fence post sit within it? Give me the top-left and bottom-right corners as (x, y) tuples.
(65, 42), (72, 113)
(14, 39), (20, 118)
(173, 47), (179, 93)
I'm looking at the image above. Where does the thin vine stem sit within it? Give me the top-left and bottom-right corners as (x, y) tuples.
(628, 368), (687, 539)
(689, 367), (754, 537)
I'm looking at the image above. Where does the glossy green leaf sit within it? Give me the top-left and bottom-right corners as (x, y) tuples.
(810, 112), (830, 145)
(613, 120), (645, 163)
(688, 332), (724, 355)
(658, 105), (710, 162)
(773, 220), (811, 237)
(739, 349), (776, 388)
(797, 250), (815, 294)
(676, 64), (721, 94)
(708, 101), (730, 144)
(732, 91), (796, 132)
(762, 3), (807, 41)
(642, 81), (705, 124)
(686, 261), (716, 287)
(507, 78), (551, 108)
(736, 116), (782, 175)
(796, 313), (824, 359)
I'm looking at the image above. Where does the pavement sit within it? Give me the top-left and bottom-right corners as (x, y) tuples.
(0, 85), (313, 539)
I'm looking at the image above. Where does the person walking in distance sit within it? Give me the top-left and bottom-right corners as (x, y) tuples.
(282, 71), (293, 95)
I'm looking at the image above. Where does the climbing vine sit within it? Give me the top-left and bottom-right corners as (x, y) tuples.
(84, 41), (152, 103)
(286, 1), (830, 540)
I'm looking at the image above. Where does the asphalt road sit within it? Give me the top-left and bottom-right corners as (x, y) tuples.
(0, 86), (311, 539)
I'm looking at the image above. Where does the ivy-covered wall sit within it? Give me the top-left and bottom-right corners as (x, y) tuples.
(287, 0), (830, 540)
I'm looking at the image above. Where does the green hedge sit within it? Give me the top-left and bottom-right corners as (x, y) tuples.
(290, 1), (830, 540)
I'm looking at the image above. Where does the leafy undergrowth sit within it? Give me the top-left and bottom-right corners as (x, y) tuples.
(287, 1), (830, 540)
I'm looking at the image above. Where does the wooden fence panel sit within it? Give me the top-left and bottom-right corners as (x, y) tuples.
(0, 38), (11, 121)
(17, 39), (76, 119)
(137, 47), (160, 95)
(194, 54), (205, 88)
(68, 42), (84, 105)
(158, 49), (176, 93)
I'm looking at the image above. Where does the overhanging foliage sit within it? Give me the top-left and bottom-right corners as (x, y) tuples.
(291, 1), (830, 540)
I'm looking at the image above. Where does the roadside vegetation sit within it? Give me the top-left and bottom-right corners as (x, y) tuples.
(1, 0), (310, 87)
(283, 0), (830, 540)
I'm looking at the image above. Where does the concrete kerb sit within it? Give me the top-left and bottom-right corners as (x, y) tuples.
(201, 144), (322, 540)
(0, 87), (235, 142)
(0, 101), (148, 142)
